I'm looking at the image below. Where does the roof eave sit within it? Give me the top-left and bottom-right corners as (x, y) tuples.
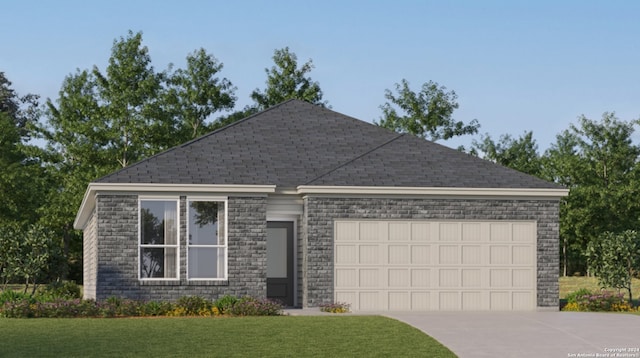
(73, 183), (277, 230)
(296, 185), (570, 198)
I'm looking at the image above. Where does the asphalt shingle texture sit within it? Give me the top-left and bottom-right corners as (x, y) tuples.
(96, 99), (561, 189)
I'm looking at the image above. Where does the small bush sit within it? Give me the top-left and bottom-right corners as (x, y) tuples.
(175, 296), (213, 316)
(565, 288), (593, 304)
(214, 295), (238, 314)
(41, 281), (82, 300)
(319, 302), (351, 313)
(228, 297), (282, 316)
(0, 290), (34, 305)
(562, 289), (634, 312)
(139, 301), (173, 317)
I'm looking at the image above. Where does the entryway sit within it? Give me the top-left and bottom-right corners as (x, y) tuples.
(266, 221), (294, 306)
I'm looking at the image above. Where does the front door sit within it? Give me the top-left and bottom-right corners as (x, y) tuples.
(266, 221), (294, 306)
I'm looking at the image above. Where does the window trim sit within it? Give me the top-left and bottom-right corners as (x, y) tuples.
(138, 196), (180, 281)
(186, 196), (228, 281)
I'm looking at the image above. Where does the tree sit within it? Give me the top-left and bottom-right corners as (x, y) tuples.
(377, 79), (479, 141)
(541, 113), (640, 276)
(42, 31), (238, 281)
(0, 223), (61, 293)
(472, 131), (542, 177)
(166, 48), (236, 140)
(586, 230), (640, 303)
(0, 72), (49, 226)
(250, 47), (326, 110)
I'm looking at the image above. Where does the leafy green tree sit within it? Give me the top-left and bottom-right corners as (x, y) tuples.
(0, 72), (49, 225)
(586, 230), (640, 303)
(377, 79), (479, 141)
(166, 48), (236, 140)
(0, 223), (61, 293)
(250, 47), (326, 110)
(472, 131), (542, 176)
(42, 31), (239, 281)
(542, 113), (640, 276)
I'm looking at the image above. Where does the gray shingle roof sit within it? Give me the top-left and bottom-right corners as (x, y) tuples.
(96, 99), (561, 189)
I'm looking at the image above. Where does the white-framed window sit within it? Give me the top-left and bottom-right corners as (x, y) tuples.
(187, 197), (227, 280)
(139, 198), (179, 280)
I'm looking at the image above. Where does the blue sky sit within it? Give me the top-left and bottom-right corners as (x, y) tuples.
(3, 1), (639, 151)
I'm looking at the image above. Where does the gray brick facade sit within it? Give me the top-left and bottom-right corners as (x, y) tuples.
(89, 194), (267, 301)
(301, 197), (560, 309)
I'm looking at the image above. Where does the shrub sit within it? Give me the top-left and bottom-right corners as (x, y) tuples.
(0, 290), (34, 305)
(565, 288), (593, 304)
(214, 295), (238, 314)
(228, 297), (282, 316)
(41, 281), (82, 300)
(139, 301), (173, 316)
(562, 289), (634, 312)
(319, 302), (351, 313)
(175, 296), (213, 316)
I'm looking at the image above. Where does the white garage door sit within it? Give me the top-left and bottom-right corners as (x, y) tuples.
(334, 220), (537, 311)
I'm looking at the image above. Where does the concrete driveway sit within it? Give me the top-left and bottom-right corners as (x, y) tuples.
(385, 312), (640, 358)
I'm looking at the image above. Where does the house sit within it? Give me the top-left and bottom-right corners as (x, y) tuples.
(74, 99), (568, 311)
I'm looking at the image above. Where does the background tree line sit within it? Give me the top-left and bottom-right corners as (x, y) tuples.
(1, 30), (638, 285)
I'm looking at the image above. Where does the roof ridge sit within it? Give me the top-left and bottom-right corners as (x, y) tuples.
(305, 133), (405, 185)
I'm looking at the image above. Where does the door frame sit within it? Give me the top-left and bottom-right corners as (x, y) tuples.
(266, 216), (297, 307)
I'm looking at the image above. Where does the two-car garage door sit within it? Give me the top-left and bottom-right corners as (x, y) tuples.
(334, 220), (537, 311)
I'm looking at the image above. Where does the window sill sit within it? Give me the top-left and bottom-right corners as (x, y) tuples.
(139, 280), (229, 286)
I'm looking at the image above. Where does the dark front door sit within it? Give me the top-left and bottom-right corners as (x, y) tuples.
(266, 221), (294, 307)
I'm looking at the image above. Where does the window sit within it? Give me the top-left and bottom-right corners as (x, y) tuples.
(187, 198), (227, 280)
(139, 199), (179, 280)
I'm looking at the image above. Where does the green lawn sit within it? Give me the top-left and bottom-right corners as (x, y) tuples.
(0, 316), (456, 358)
(559, 276), (640, 300)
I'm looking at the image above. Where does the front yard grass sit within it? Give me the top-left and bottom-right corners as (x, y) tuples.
(0, 316), (456, 358)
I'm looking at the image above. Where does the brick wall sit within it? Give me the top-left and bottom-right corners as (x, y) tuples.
(302, 197), (560, 309)
(91, 195), (267, 301)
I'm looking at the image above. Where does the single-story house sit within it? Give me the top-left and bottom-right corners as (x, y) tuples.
(74, 99), (568, 311)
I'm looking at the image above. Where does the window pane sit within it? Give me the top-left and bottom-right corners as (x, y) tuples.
(140, 247), (177, 278)
(188, 201), (222, 245)
(140, 201), (177, 245)
(188, 247), (225, 279)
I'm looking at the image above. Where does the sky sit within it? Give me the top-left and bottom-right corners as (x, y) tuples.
(3, 0), (640, 151)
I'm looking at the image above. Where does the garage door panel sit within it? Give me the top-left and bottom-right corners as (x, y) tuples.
(462, 292), (483, 311)
(334, 220), (537, 311)
(411, 245), (431, 264)
(439, 245), (459, 264)
(335, 269), (356, 287)
(359, 269), (380, 287)
(359, 245), (379, 264)
(411, 269), (431, 287)
(335, 245), (356, 264)
(411, 223), (431, 241)
(335, 222), (357, 241)
(388, 245), (409, 264)
(461, 245), (482, 265)
(490, 245), (510, 265)
(389, 222), (410, 241)
(462, 269), (482, 288)
(411, 292), (430, 310)
(359, 222), (380, 241)
(439, 223), (460, 241)
(512, 246), (533, 265)
(388, 269), (409, 287)
(462, 223), (482, 241)
(389, 292), (410, 310)
(439, 269), (459, 287)
(359, 292), (379, 310)
(439, 292), (460, 310)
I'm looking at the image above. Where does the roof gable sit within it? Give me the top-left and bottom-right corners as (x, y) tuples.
(96, 99), (562, 190)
